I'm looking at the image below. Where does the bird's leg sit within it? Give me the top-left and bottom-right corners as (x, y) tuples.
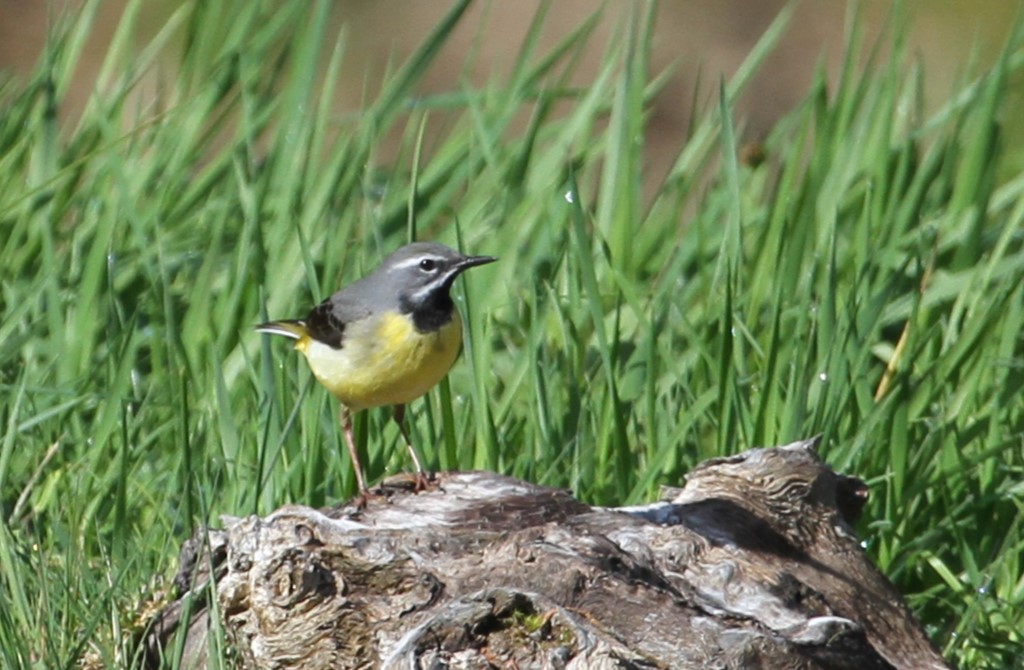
(341, 405), (370, 503)
(393, 404), (431, 491)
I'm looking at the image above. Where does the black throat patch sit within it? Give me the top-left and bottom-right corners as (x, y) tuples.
(400, 292), (455, 333)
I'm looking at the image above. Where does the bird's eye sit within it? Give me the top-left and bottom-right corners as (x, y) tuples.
(419, 258), (438, 272)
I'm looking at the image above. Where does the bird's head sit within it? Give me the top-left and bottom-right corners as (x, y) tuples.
(381, 242), (496, 313)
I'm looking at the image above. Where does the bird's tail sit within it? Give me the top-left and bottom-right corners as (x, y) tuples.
(255, 320), (308, 340)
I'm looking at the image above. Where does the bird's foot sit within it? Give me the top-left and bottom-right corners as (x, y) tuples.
(350, 490), (372, 511)
(412, 470), (438, 493)
(376, 471), (441, 495)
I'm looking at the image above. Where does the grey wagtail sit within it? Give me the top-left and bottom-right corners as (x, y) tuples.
(256, 242), (496, 496)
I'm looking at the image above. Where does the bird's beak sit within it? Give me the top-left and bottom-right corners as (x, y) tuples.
(457, 254), (497, 270)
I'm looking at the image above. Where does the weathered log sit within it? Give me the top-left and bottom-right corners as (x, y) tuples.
(141, 437), (951, 669)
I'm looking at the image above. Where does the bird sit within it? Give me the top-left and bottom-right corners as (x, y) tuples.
(256, 241), (496, 497)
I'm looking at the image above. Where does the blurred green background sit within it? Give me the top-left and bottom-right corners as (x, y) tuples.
(3, 0), (1022, 183)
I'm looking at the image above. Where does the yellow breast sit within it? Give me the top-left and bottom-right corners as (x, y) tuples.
(296, 310), (463, 411)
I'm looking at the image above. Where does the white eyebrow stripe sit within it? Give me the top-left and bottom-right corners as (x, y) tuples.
(388, 256), (434, 271)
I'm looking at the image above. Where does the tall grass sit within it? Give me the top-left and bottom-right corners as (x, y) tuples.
(0, 1), (1022, 667)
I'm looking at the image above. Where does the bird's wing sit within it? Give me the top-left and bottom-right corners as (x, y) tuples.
(304, 292), (372, 349)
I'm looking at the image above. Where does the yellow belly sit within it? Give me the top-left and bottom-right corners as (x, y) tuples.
(296, 310), (463, 411)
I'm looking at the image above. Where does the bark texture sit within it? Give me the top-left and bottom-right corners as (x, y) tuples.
(142, 437), (950, 669)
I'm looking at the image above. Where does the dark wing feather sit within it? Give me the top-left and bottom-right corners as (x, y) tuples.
(304, 291), (374, 349)
(304, 301), (346, 348)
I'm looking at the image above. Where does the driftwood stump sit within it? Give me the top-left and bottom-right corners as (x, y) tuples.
(142, 437), (950, 669)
